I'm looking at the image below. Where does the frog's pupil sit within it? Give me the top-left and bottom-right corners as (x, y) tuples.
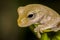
(28, 14), (33, 18)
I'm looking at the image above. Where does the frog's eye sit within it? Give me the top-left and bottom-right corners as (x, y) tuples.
(28, 14), (33, 18)
(27, 13), (36, 19)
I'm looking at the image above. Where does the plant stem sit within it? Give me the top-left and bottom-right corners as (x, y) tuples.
(29, 24), (50, 40)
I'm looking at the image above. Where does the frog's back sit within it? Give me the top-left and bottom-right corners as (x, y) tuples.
(25, 4), (60, 16)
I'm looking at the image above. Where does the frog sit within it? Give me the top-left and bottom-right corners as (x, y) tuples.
(17, 4), (60, 38)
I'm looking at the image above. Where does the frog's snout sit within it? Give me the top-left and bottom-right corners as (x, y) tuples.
(17, 18), (28, 27)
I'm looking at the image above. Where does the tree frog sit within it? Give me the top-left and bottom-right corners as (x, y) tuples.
(17, 4), (60, 38)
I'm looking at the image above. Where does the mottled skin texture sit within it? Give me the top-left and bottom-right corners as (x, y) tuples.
(17, 4), (60, 38)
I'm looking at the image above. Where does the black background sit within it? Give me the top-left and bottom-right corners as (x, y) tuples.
(0, 0), (60, 40)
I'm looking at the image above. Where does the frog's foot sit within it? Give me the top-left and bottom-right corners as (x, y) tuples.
(34, 25), (43, 38)
(34, 25), (45, 33)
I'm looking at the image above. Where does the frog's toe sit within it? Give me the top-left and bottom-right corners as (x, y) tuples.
(34, 27), (40, 32)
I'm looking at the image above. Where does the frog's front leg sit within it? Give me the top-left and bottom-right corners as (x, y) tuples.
(51, 23), (60, 32)
(34, 25), (46, 38)
(34, 22), (60, 34)
(33, 25), (41, 38)
(51, 27), (60, 32)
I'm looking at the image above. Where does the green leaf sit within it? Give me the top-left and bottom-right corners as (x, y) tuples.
(40, 33), (50, 40)
(52, 31), (60, 40)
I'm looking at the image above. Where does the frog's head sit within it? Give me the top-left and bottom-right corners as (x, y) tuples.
(17, 4), (46, 27)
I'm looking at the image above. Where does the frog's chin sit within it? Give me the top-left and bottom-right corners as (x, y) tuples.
(18, 21), (38, 27)
(18, 24), (32, 27)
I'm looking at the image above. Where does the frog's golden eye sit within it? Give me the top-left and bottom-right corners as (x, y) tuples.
(27, 12), (36, 19)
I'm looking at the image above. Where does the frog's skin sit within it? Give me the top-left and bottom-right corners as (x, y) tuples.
(17, 4), (60, 38)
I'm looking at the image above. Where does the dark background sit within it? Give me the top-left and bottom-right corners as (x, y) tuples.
(0, 0), (60, 40)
